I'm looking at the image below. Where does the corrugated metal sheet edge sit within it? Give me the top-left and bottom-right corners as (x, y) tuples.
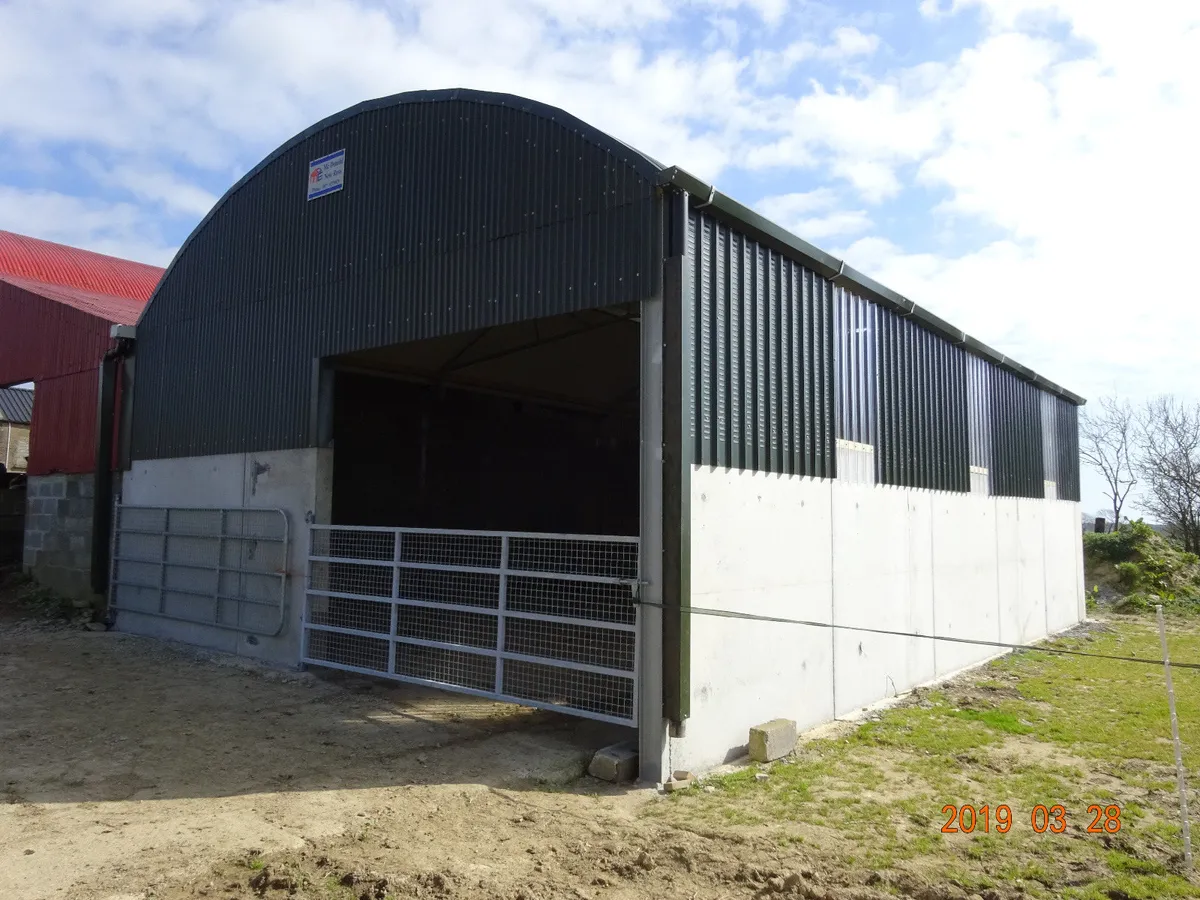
(660, 166), (1085, 408)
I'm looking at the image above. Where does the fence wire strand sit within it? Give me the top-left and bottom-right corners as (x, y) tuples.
(633, 599), (1200, 671)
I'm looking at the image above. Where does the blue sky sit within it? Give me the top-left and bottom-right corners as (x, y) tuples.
(1, 0), (1197, 513)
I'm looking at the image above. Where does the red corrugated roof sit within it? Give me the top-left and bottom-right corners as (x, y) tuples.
(0, 274), (146, 325)
(0, 230), (163, 304)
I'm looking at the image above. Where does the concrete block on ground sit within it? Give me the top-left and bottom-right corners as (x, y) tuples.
(663, 770), (695, 792)
(588, 741), (638, 783)
(748, 718), (797, 763)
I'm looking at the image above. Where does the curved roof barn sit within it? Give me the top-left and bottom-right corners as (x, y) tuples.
(132, 89), (1080, 495)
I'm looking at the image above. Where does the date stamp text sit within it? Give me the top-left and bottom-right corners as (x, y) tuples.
(940, 804), (1122, 834)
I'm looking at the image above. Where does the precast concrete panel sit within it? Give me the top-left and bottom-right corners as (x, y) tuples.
(122, 453), (247, 508)
(932, 493), (1001, 675)
(680, 466), (834, 773)
(1015, 499), (1049, 643)
(1045, 501), (1082, 632)
(995, 498), (1034, 645)
(831, 483), (935, 715)
(1075, 507), (1087, 621)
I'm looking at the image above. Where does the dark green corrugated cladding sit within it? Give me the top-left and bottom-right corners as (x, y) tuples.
(128, 89), (1085, 728)
(131, 90), (665, 459)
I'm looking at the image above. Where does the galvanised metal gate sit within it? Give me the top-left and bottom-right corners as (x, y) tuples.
(110, 505), (290, 635)
(303, 526), (639, 725)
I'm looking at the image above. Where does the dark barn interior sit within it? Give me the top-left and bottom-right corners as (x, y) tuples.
(329, 304), (641, 536)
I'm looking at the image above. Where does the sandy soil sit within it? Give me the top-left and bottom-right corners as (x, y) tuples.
(3, 599), (1086, 900)
(0, 613), (640, 898)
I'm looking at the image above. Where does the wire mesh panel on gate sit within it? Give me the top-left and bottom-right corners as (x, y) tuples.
(304, 526), (640, 725)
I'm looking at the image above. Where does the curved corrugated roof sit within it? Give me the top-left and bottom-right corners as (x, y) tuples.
(142, 88), (1080, 404)
(143, 88), (663, 326)
(0, 230), (163, 322)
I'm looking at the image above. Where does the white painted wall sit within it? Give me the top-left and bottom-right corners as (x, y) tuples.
(116, 448), (332, 666)
(672, 466), (1083, 775)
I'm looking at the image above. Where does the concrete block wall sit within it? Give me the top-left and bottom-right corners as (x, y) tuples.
(22, 473), (98, 602)
(673, 466), (1084, 774)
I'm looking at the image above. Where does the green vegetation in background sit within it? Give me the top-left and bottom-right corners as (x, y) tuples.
(1084, 521), (1200, 613)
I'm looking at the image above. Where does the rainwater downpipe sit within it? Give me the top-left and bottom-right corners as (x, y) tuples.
(92, 326), (136, 607)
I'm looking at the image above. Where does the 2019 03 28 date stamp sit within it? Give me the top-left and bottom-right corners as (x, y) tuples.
(940, 804), (1123, 834)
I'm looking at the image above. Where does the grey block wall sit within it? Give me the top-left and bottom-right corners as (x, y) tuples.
(23, 474), (98, 602)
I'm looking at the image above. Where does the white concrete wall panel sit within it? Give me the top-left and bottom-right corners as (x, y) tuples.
(1016, 500), (1049, 643)
(1045, 501), (1083, 633)
(995, 498), (1027, 646)
(1076, 505), (1087, 621)
(117, 448), (332, 667)
(122, 453), (246, 507)
(679, 467), (1085, 775)
(931, 493), (1001, 675)
(831, 484), (935, 715)
(679, 467), (834, 774)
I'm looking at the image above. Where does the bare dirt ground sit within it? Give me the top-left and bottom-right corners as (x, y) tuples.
(1, 606), (837, 900)
(6, 579), (1198, 900)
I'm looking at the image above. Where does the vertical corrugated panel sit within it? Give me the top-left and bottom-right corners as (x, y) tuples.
(874, 309), (969, 492)
(0, 283), (113, 385)
(966, 355), (991, 469)
(1054, 396), (1081, 501)
(689, 211), (833, 477)
(24, 368), (113, 475)
(833, 289), (876, 446)
(1041, 391), (1059, 488)
(989, 368), (1044, 497)
(132, 95), (660, 460)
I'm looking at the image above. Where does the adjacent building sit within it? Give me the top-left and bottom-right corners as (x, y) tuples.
(104, 90), (1084, 781)
(0, 230), (162, 597)
(0, 386), (33, 473)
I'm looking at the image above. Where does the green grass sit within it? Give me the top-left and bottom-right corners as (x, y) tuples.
(655, 616), (1200, 897)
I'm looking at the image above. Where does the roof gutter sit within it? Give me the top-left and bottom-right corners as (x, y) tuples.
(658, 167), (1086, 407)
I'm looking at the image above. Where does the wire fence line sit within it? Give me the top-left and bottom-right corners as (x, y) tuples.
(633, 599), (1200, 672)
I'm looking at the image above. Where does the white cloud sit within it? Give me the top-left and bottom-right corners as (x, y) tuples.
(0, 0), (758, 183)
(108, 167), (220, 219)
(753, 25), (880, 86)
(756, 188), (872, 240)
(0, 0), (1196, 461)
(745, 1), (1200, 410)
(693, 0), (792, 27)
(830, 26), (880, 57)
(0, 186), (176, 266)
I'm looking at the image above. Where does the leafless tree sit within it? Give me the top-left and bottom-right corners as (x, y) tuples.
(1135, 396), (1200, 553)
(1080, 396), (1137, 530)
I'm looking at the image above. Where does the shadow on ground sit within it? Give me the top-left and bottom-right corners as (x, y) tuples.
(0, 622), (635, 806)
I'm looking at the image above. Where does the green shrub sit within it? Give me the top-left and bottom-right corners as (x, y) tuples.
(1085, 520), (1200, 614)
(1113, 561), (1142, 589)
(1083, 521), (1158, 562)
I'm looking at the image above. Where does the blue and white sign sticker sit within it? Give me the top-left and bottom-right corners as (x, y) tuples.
(307, 149), (345, 200)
